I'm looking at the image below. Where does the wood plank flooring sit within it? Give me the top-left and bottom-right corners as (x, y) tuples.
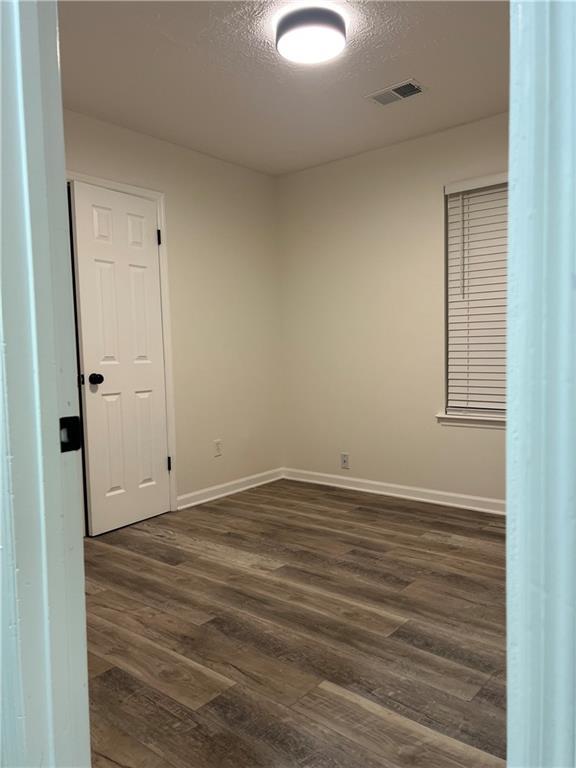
(85, 479), (506, 768)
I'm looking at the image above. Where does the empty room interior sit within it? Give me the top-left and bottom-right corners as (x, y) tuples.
(58, 1), (508, 765)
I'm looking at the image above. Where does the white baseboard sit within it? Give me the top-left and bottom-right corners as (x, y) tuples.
(177, 466), (505, 516)
(282, 468), (505, 516)
(177, 468), (284, 510)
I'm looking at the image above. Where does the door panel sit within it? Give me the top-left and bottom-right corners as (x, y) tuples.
(72, 181), (170, 535)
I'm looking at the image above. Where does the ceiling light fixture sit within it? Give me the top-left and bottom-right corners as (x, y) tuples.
(276, 7), (346, 65)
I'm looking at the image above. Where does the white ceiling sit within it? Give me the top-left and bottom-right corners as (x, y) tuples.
(58, 1), (509, 175)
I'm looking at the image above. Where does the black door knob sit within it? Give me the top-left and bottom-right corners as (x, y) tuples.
(88, 373), (104, 385)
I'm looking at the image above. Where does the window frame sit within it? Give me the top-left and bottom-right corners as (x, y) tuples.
(437, 172), (508, 429)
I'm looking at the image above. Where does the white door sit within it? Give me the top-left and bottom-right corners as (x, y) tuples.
(72, 181), (171, 535)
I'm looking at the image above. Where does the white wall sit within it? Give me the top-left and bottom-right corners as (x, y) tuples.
(64, 110), (282, 499)
(65, 109), (507, 506)
(277, 113), (508, 502)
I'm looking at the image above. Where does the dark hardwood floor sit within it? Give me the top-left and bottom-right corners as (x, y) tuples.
(85, 479), (506, 768)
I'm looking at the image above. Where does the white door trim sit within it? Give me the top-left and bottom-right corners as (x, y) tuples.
(2, 3), (90, 764)
(67, 171), (178, 513)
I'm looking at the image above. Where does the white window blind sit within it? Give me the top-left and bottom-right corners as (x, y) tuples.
(446, 182), (507, 414)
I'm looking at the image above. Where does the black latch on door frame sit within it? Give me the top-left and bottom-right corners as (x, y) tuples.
(60, 416), (83, 453)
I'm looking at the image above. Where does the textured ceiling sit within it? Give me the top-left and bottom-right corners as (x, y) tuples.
(58, 1), (509, 175)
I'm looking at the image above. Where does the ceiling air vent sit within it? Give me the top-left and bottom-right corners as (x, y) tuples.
(368, 79), (423, 107)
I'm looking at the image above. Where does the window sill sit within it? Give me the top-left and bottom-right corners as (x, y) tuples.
(436, 412), (506, 429)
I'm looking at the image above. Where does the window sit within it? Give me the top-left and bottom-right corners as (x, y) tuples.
(443, 176), (507, 424)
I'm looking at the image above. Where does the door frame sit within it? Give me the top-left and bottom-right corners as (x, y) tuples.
(67, 171), (178, 515)
(1, 2), (90, 764)
(507, 2), (576, 765)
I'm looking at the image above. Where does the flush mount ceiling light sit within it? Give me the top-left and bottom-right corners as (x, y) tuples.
(276, 7), (346, 65)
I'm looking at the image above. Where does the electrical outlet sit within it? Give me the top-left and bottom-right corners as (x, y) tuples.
(214, 439), (223, 458)
(340, 452), (350, 470)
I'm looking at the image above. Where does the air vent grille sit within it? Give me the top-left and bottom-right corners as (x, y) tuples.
(392, 81), (422, 98)
(368, 79), (423, 107)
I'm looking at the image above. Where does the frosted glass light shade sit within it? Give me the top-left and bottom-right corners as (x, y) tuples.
(276, 8), (346, 64)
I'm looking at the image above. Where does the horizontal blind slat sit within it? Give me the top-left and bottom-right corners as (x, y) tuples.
(448, 276), (506, 287)
(447, 189), (507, 206)
(448, 228), (508, 241)
(448, 252), (507, 262)
(449, 267), (506, 278)
(447, 206), (507, 221)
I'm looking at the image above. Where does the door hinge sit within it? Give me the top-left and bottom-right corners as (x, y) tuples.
(157, 229), (162, 246)
(167, 456), (172, 472)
